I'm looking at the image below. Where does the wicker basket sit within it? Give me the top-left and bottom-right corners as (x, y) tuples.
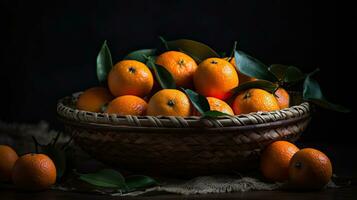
(57, 92), (311, 177)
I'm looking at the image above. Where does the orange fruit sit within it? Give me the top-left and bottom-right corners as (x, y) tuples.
(232, 88), (280, 115)
(193, 97), (234, 116)
(289, 148), (333, 189)
(147, 89), (191, 116)
(260, 141), (300, 182)
(108, 60), (154, 97)
(106, 95), (147, 116)
(156, 51), (198, 88)
(274, 88), (290, 109)
(229, 57), (257, 84)
(76, 87), (114, 112)
(12, 153), (56, 191)
(0, 145), (18, 182)
(194, 58), (239, 100)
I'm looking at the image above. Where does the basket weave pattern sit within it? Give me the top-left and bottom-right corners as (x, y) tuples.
(57, 93), (311, 176)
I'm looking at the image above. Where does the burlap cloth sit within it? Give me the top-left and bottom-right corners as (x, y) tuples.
(113, 176), (282, 196)
(0, 121), (337, 196)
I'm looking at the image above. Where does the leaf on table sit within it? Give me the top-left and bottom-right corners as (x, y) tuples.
(125, 175), (158, 191)
(78, 169), (127, 189)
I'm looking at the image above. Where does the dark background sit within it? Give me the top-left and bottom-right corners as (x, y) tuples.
(1, 0), (355, 143)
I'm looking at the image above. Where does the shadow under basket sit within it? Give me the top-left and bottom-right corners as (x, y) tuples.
(57, 92), (311, 177)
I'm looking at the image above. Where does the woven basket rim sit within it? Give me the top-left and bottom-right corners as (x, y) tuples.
(57, 92), (310, 129)
(58, 114), (310, 132)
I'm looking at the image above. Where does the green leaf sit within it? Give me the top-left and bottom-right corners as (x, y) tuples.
(125, 175), (158, 190)
(303, 70), (350, 113)
(147, 59), (176, 89)
(78, 169), (127, 189)
(269, 64), (305, 83)
(96, 40), (113, 84)
(183, 89), (210, 115)
(303, 69), (323, 100)
(284, 66), (305, 83)
(234, 50), (277, 82)
(308, 99), (350, 113)
(228, 41), (238, 60)
(202, 110), (231, 118)
(166, 39), (220, 63)
(43, 145), (67, 179)
(231, 80), (279, 95)
(219, 52), (227, 58)
(159, 36), (169, 50)
(269, 64), (289, 81)
(123, 49), (156, 63)
(142, 55), (158, 70)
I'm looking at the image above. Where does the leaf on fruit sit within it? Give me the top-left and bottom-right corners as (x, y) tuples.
(96, 40), (113, 85)
(268, 64), (289, 81)
(202, 110), (231, 118)
(284, 66), (305, 83)
(147, 59), (176, 89)
(165, 39), (220, 63)
(231, 80), (279, 95)
(234, 50), (277, 82)
(269, 64), (305, 83)
(124, 49), (156, 63)
(183, 89), (210, 115)
(227, 41), (238, 61)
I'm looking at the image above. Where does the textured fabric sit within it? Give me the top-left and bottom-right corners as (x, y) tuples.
(117, 177), (338, 196)
(0, 121), (64, 154)
(158, 176), (281, 194)
(116, 176), (281, 196)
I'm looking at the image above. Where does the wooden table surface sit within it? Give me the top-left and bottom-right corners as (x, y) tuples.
(1, 186), (356, 200)
(1, 143), (356, 199)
